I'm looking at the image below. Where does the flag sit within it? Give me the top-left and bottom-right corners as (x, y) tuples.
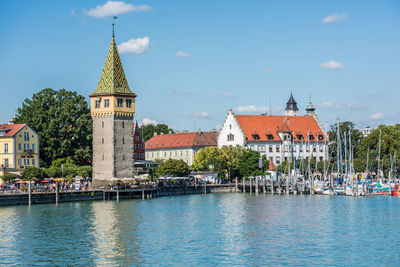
(259, 156), (263, 169)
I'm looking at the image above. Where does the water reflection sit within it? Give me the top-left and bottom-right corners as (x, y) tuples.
(0, 195), (399, 266)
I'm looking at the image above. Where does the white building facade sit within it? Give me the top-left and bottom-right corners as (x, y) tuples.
(218, 95), (328, 166)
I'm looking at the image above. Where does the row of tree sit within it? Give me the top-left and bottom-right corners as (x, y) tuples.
(1, 158), (92, 183)
(155, 146), (269, 179)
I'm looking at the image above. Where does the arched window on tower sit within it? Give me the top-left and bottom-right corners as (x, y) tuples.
(227, 134), (234, 141)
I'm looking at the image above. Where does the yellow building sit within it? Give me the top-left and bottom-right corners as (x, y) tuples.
(0, 124), (40, 179)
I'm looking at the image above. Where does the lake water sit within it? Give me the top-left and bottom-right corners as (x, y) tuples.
(0, 193), (399, 266)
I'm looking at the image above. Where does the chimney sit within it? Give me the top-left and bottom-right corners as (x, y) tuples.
(197, 128), (202, 134)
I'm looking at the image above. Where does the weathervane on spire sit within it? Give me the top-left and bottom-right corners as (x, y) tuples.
(112, 16), (118, 38)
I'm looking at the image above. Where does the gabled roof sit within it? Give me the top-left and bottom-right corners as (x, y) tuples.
(0, 124), (27, 137)
(234, 115), (325, 142)
(90, 37), (136, 97)
(146, 132), (218, 150)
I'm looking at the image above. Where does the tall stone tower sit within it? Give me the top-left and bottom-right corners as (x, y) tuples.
(90, 31), (137, 186)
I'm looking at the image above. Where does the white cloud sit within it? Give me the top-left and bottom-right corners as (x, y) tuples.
(370, 113), (384, 120)
(322, 13), (348, 23)
(320, 61), (343, 69)
(184, 112), (211, 119)
(265, 68), (274, 73)
(139, 118), (159, 126)
(176, 51), (192, 57)
(219, 92), (233, 97)
(234, 105), (268, 114)
(118, 37), (150, 54)
(320, 101), (366, 110)
(84, 1), (152, 18)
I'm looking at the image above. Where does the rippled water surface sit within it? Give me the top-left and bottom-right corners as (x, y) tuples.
(0, 194), (399, 266)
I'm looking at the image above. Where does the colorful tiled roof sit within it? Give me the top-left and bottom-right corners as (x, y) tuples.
(90, 37), (136, 97)
(0, 124), (26, 137)
(146, 132), (218, 150)
(235, 115), (325, 142)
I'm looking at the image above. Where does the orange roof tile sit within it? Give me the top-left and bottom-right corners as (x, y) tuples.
(145, 132), (218, 150)
(0, 124), (26, 137)
(235, 115), (325, 143)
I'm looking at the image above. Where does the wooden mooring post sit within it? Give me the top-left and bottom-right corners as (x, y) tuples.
(243, 177), (245, 193)
(235, 177), (238, 193)
(116, 190), (119, 202)
(250, 177), (253, 194)
(142, 189), (145, 200)
(55, 181), (59, 204)
(255, 177), (258, 195)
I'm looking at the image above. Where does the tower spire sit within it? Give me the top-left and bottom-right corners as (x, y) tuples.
(112, 16), (117, 38)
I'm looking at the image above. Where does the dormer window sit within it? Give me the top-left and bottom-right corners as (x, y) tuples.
(266, 134), (274, 140)
(252, 134), (260, 140)
(297, 135), (303, 140)
(309, 135), (314, 141)
(318, 135), (324, 140)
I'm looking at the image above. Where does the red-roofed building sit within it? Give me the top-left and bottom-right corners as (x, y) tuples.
(218, 94), (328, 166)
(145, 130), (218, 165)
(0, 123), (40, 179)
(133, 122), (145, 161)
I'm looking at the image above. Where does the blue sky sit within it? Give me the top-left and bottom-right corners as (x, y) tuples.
(0, 0), (399, 131)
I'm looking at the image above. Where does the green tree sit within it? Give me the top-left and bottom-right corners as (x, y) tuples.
(13, 88), (92, 167)
(356, 124), (400, 175)
(22, 166), (45, 181)
(328, 121), (362, 162)
(192, 147), (227, 176)
(1, 173), (18, 182)
(77, 166), (92, 178)
(238, 149), (268, 177)
(139, 123), (174, 141)
(50, 157), (75, 168)
(45, 166), (61, 178)
(221, 145), (245, 179)
(156, 159), (189, 177)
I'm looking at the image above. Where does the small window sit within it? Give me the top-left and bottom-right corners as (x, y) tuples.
(4, 159), (9, 168)
(18, 143), (22, 151)
(276, 156), (280, 164)
(126, 99), (132, 108)
(269, 145), (273, 152)
(122, 137), (125, 144)
(18, 159), (22, 166)
(117, 98), (123, 107)
(95, 100), (101, 108)
(276, 145), (280, 152)
(297, 135), (303, 140)
(32, 144), (35, 152)
(102, 138), (104, 144)
(4, 143), (8, 153)
(27, 159), (30, 165)
(320, 145), (324, 152)
(227, 134), (234, 141)
(313, 146), (316, 152)
(32, 159), (35, 166)
(104, 99), (110, 108)
(102, 121), (104, 128)
(267, 134), (274, 140)
(122, 122), (125, 128)
(252, 134), (260, 140)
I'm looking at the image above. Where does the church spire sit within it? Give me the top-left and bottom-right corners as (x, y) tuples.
(285, 92), (299, 116)
(305, 93), (316, 115)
